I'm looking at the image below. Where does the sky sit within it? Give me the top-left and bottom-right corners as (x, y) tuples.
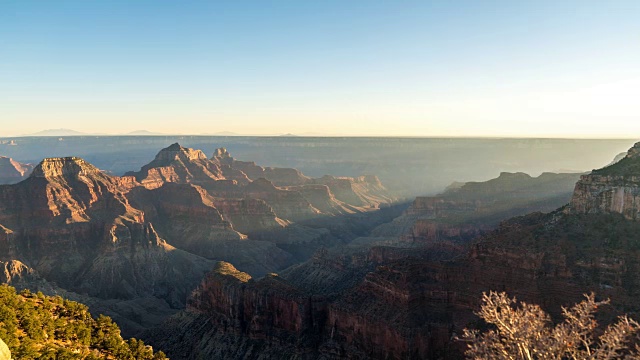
(1, 0), (639, 138)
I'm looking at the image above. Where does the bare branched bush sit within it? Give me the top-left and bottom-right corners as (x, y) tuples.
(462, 291), (640, 359)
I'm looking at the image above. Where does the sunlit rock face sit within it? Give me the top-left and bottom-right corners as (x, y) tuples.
(570, 141), (640, 219)
(125, 143), (228, 189)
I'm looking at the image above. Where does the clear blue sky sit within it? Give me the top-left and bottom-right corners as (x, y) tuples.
(1, 0), (639, 137)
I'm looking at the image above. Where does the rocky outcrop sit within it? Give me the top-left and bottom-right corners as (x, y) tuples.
(0, 156), (33, 185)
(568, 174), (640, 219)
(126, 145), (397, 264)
(569, 142), (640, 219)
(126, 143), (232, 189)
(284, 184), (358, 216)
(146, 262), (327, 359)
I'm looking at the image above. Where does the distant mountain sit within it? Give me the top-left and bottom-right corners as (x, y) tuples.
(26, 128), (86, 136)
(212, 131), (241, 136)
(126, 130), (165, 136)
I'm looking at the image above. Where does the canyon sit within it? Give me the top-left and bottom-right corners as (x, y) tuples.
(1, 139), (629, 359)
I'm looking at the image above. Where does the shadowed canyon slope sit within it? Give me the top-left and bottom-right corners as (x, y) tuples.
(354, 171), (582, 248)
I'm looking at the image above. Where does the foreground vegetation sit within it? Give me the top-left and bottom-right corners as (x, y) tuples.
(463, 291), (640, 359)
(0, 284), (167, 359)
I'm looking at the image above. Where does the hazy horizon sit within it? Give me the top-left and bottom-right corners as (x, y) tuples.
(4, 128), (640, 140)
(2, 1), (639, 138)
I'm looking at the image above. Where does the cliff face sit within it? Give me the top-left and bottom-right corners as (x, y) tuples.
(569, 143), (640, 219)
(210, 197), (289, 234)
(188, 262), (318, 342)
(149, 262), (326, 360)
(154, 211), (640, 359)
(568, 175), (640, 219)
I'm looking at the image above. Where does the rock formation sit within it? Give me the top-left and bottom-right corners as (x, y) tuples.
(0, 157), (217, 334)
(125, 143), (223, 189)
(569, 143), (640, 219)
(0, 156), (33, 185)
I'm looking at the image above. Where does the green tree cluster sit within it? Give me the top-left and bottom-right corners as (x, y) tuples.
(0, 285), (167, 359)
